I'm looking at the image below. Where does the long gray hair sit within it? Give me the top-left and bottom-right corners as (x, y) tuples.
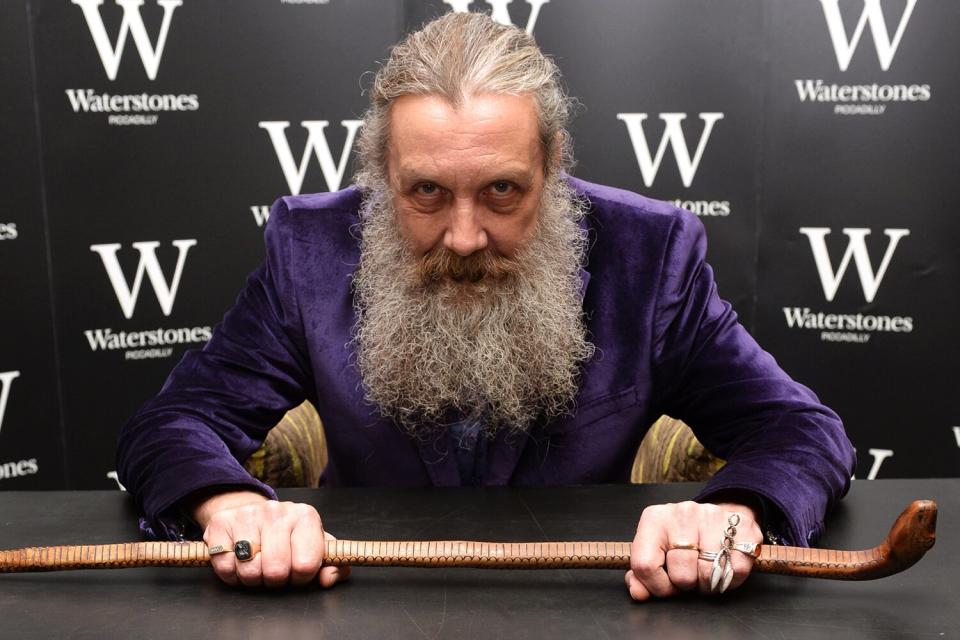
(354, 11), (576, 194)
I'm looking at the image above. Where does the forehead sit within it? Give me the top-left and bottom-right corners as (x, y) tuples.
(387, 93), (542, 181)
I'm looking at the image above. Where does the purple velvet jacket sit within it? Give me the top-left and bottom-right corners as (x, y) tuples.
(117, 178), (855, 544)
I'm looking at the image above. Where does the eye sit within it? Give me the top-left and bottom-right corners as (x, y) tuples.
(414, 182), (441, 197)
(488, 181), (516, 197)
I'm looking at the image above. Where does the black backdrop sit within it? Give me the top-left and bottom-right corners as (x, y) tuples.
(1, 0), (957, 489)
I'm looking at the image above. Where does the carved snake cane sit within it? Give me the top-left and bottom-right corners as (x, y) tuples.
(0, 500), (936, 581)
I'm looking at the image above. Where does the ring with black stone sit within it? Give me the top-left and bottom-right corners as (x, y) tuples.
(233, 539), (258, 562)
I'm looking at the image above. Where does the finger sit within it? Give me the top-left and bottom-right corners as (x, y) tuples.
(318, 564), (346, 588)
(696, 549), (714, 595)
(232, 526), (264, 588)
(624, 569), (652, 602)
(665, 549), (700, 591)
(631, 505), (679, 599)
(260, 508), (293, 588)
(696, 504), (727, 595)
(289, 504), (323, 586)
(727, 515), (763, 592)
(696, 506), (760, 595)
(697, 550), (751, 595)
(664, 501), (701, 592)
(203, 521), (239, 587)
(726, 549), (755, 592)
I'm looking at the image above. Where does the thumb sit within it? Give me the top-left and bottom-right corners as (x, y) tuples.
(318, 530), (351, 588)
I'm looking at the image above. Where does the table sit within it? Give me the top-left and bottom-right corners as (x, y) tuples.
(0, 479), (956, 639)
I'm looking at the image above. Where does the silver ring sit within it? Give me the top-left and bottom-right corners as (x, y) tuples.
(732, 542), (761, 558)
(700, 543), (760, 562)
(708, 549), (735, 594)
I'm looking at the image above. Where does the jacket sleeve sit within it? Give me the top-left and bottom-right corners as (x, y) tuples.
(116, 198), (313, 540)
(650, 210), (856, 546)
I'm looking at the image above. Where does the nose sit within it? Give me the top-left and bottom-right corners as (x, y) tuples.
(443, 198), (488, 256)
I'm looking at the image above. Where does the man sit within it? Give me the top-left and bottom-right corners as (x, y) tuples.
(117, 12), (855, 600)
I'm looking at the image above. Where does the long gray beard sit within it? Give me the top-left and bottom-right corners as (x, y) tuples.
(350, 174), (595, 435)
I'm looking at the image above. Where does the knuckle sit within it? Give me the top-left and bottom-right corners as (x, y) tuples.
(295, 503), (320, 525)
(642, 504), (665, 517)
(638, 504), (665, 528)
(236, 571), (260, 587)
(668, 567), (697, 589)
(207, 511), (230, 527)
(631, 558), (659, 576)
(235, 560), (257, 576)
(703, 502), (723, 517)
(261, 561), (289, 583)
(677, 500), (699, 516)
(290, 555), (318, 576)
(294, 502), (316, 517)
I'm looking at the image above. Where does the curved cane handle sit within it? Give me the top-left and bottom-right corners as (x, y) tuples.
(755, 499), (937, 579)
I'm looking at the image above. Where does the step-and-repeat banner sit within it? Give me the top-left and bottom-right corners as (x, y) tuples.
(2, 0), (957, 488)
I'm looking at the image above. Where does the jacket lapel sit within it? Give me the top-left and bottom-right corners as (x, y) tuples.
(484, 428), (529, 485)
(415, 430), (461, 487)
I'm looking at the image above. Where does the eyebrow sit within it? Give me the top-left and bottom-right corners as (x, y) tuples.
(396, 165), (535, 186)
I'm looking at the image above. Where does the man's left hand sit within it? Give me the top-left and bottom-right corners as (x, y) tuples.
(625, 500), (762, 601)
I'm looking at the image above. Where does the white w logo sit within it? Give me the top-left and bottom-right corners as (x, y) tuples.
(0, 371), (19, 436)
(800, 227), (909, 303)
(72, 0), (182, 81)
(819, 0), (917, 71)
(617, 113), (724, 188)
(90, 239), (197, 319)
(442, 0), (550, 35)
(259, 120), (363, 195)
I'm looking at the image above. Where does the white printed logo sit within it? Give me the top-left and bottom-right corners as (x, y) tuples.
(866, 447), (894, 479)
(259, 120), (363, 195)
(800, 228), (909, 303)
(0, 371), (19, 435)
(617, 113), (724, 188)
(72, 0), (182, 81)
(442, 0), (550, 35)
(106, 470), (127, 491)
(90, 239), (197, 319)
(819, 0), (917, 72)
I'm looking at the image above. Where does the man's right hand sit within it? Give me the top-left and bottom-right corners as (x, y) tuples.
(189, 489), (350, 588)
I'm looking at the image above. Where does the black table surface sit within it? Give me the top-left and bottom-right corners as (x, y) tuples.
(0, 479), (956, 639)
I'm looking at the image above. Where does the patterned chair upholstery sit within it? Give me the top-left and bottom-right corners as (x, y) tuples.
(243, 401), (328, 488)
(245, 401), (726, 488)
(629, 415), (726, 483)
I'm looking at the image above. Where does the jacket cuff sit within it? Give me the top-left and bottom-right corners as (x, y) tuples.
(138, 464), (278, 541)
(694, 476), (817, 547)
(695, 486), (789, 545)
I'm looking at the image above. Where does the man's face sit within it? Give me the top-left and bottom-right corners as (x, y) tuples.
(353, 91), (593, 432)
(386, 93), (545, 262)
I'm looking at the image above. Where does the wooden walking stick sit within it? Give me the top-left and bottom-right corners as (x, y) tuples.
(0, 500), (936, 581)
